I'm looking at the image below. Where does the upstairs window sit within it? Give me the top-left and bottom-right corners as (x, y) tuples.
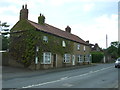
(62, 41), (66, 47)
(84, 46), (86, 52)
(43, 36), (48, 42)
(77, 44), (80, 50)
(63, 54), (71, 63)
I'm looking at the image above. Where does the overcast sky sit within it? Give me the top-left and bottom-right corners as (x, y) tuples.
(0, 0), (119, 49)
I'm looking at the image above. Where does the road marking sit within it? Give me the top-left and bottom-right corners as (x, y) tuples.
(22, 79), (62, 88)
(22, 66), (113, 88)
(68, 66), (113, 79)
(60, 77), (68, 80)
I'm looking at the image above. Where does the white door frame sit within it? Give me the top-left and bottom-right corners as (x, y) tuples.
(72, 55), (75, 65)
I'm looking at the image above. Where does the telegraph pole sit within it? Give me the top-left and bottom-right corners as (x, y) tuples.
(104, 34), (108, 63)
(106, 34), (108, 49)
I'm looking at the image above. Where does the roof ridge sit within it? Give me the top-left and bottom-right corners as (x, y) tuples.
(27, 20), (88, 45)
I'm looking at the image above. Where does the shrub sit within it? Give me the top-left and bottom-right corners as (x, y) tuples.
(91, 52), (104, 63)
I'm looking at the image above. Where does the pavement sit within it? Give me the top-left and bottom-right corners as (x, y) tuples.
(2, 63), (97, 80)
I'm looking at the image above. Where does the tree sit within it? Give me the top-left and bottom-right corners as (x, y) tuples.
(0, 21), (10, 50)
(106, 41), (119, 59)
(111, 41), (119, 48)
(0, 21), (9, 28)
(118, 43), (120, 57)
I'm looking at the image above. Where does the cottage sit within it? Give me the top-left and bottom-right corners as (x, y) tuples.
(9, 5), (91, 70)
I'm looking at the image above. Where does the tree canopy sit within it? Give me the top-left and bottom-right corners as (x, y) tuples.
(106, 41), (120, 59)
(0, 21), (10, 50)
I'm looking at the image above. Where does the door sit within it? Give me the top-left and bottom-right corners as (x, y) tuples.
(53, 54), (57, 67)
(72, 55), (75, 65)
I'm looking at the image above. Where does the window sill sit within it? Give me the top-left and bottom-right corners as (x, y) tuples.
(41, 63), (51, 65)
(63, 62), (71, 63)
(78, 61), (83, 63)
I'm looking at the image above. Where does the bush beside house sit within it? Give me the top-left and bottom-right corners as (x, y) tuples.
(91, 51), (104, 63)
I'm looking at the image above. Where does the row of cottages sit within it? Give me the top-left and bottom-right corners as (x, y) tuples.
(9, 5), (91, 70)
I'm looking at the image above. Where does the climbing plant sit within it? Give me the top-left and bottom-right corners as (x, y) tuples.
(10, 20), (74, 67)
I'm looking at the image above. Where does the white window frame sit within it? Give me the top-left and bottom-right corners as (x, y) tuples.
(62, 41), (66, 47)
(43, 36), (48, 42)
(63, 54), (71, 63)
(77, 44), (80, 50)
(85, 55), (88, 62)
(42, 52), (51, 64)
(77, 55), (83, 63)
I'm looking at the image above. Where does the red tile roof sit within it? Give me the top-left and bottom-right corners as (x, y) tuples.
(28, 20), (89, 45)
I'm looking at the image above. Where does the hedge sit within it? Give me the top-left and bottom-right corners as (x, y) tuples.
(91, 52), (104, 63)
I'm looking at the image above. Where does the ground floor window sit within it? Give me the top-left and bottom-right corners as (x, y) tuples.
(63, 54), (71, 63)
(42, 52), (51, 64)
(77, 55), (83, 62)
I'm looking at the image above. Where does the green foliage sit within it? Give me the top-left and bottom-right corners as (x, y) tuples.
(0, 21), (9, 27)
(118, 43), (120, 57)
(91, 52), (104, 63)
(0, 21), (10, 50)
(38, 14), (45, 25)
(106, 41), (119, 59)
(111, 41), (119, 47)
(10, 24), (74, 67)
(2, 36), (9, 50)
(11, 20), (35, 31)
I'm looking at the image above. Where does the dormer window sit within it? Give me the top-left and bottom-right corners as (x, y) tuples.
(43, 36), (48, 42)
(62, 41), (66, 47)
(77, 44), (80, 50)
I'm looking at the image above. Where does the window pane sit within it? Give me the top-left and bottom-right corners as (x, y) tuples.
(62, 41), (66, 47)
(43, 36), (48, 42)
(77, 44), (80, 50)
(43, 52), (51, 64)
(64, 54), (70, 63)
(84, 46), (86, 51)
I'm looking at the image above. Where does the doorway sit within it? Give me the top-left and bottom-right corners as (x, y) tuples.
(53, 54), (57, 67)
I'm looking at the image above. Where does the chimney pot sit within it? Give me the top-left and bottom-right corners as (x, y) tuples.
(65, 26), (71, 33)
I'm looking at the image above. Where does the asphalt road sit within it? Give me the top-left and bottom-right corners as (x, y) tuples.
(2, 63), (119, 89)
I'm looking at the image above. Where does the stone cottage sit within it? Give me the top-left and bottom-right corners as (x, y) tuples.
(9, 5), (91, 70)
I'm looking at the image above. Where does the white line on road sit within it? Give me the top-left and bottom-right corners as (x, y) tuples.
(68, 66), (113, 79)
(60, 77), (68, 80)
(22, 66), (113, 88)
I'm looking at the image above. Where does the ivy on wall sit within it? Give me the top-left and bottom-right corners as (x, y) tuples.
(10, 20), (74, 67)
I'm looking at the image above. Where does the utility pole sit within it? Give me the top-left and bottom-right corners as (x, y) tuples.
(104, 34), (108, 63)
(106, 34), (108, 49)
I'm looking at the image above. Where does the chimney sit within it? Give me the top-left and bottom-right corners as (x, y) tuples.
(38, 13), (45, 24)
(65, 26), (71, 33)
(86, 40), (89, 43)
(19, 4), (29, 20)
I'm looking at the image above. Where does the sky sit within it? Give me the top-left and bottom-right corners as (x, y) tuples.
(0, 0), (119, 49)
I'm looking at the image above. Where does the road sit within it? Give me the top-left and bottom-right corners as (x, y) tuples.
(2, 63), (119, 89)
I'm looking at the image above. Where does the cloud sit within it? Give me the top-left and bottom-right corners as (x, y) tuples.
(72, 14), (118, 48)
(83, 3), (95, 12)
(48, 0), (118, 6)
(0, 0), (118, 49)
